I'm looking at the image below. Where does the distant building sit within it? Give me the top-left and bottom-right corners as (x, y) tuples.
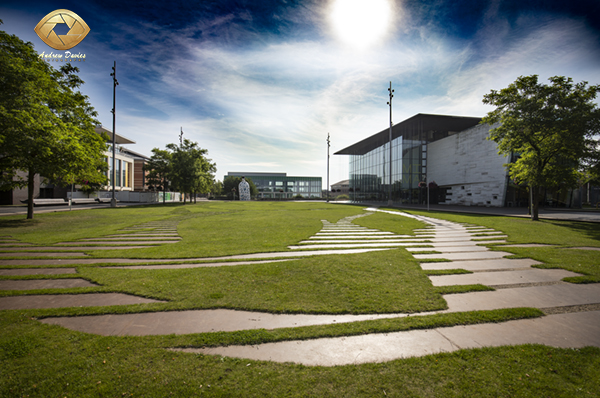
(226, 172), (322, 199)
(96, 126), (136, 193)
(331, 180), (349, 197)
(335, 113), (584, 207)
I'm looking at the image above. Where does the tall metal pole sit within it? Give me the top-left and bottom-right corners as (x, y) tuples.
(387, 82), (394, 206)
(110, 61), (119, 208)
(179, 127), (184, 147)
(326, 133), (330, 203)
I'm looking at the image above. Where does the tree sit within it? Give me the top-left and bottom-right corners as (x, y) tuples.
(165, 139), (216, 204)
(482, 75), (600, 220)
(0, 26), (106, 218)
(223, 176), (258, 200)
(145, 148), (172, 203)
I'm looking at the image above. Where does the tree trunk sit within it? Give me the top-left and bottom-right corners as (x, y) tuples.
(530, 185), (540, 221)
(27, 168), (35, 219)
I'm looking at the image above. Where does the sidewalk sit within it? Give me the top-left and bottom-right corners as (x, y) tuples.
(346, 201), (600, 223)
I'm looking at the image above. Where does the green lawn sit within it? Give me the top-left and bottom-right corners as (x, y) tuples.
(1, 202), (599, 397)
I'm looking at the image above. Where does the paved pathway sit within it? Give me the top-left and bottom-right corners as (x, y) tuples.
(2, 210), (599, 366)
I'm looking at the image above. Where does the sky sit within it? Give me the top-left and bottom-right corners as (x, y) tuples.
(2, 0), (600, 187)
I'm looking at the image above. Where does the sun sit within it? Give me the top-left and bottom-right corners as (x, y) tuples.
(330, 0), (392, 49)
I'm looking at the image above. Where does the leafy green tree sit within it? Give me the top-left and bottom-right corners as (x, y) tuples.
(223, 176), (258, 200)
(0, 26), (106, 218)
(73, 157), (109, 197)
(166, 139), (216, 204)
(210, 180), (223, 197)
(482, 75), (600, 220)
(145, 148), (172, 203)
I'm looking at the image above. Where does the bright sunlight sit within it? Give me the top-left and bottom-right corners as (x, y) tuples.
(330, 0), (393, 49)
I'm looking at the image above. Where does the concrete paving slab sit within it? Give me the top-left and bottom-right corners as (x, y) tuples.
(40, 308), (428, 336)
(108, 234), (179, 237)
(0, 243), (33, 246)
(438, 311), (600, 349)
(420, 258), (542, 271)
(308, 235), (415, 239)
(81, 237), (181, 241)
(0, 278), (97, 290)
(0, 252), (87, 257)
(315, 232), (394, 235)
(499, 244), (554, 247)
(443, 283), (600, 312)
(298, 239), (431, 244)
(109, 259), (293, 270)
(0, 268), (77, 275)
(0, 293), (164, 310)
(288, 242), (429, 250)
(56, 240), (176, 245)
(427, 236), (508, 242)
(406, 246), (490, 253)
(176, 311), (600, 366)
(0, 248), (392, 266)
(421, 240), (506, 247)
(429, 269), (582, 286)
(175, 329), (454, 366)
(413, 251), (512, 261)
(0, 246), (153, 251)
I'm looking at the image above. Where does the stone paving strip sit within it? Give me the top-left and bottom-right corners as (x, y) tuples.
(0, 246), (157, 251)
(175, 311), (600, 366)
(0, 293), (164, 310)
(40, 308), (429, 336)
(429, 269), (581, 286)
(0, 278), (98, 290)
(55, 241), (176, 245)
(0, 252), (88, 257)
(420, 258), (542, 271)
(0, 268), (76, 275)
(0, 248), (392, 267)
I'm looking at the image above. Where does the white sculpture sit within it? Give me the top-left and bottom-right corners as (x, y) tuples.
(239, 177), (251, 201)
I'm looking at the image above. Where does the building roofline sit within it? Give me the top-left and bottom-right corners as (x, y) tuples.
(334, 113), (481, 155)
(95, 126), (136, 145)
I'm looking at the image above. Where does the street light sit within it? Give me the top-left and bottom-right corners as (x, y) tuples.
(387, 82), (394, 206)
(326, 133), (330, 203)
(110, 61), (119, 208)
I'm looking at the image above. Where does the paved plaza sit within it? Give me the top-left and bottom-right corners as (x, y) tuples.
(1, 209), (599, 366)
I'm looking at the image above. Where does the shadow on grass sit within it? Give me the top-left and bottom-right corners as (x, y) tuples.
(0, 218), (38, 230)
(545, 219), (600, 244)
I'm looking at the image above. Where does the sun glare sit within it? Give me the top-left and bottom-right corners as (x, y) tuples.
(330, 0), (392, 49)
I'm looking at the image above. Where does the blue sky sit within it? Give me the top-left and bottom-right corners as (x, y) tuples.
(2, 0), (599, 186)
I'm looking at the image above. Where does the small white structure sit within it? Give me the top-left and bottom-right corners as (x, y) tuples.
(239, 177), (251, 201)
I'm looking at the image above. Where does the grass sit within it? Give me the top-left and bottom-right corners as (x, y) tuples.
(1, 202), (599, 396)
(1, 309), (597, 397)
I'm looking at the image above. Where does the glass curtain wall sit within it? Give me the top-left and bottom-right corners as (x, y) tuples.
(350, 122), (428, 204)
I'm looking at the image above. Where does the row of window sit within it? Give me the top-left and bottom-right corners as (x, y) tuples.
(105, 157), (133, 189)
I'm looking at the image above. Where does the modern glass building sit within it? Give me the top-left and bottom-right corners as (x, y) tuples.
(335, 114), (482, 204)
(226, 172), (322, 199)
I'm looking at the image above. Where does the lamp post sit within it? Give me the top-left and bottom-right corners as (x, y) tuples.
(110, 61), (119, 208)
(387, 82), (394, 206)
(326, 133), (330, 203)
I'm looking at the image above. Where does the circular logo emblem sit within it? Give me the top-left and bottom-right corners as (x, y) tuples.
(34, 9), (90, 50)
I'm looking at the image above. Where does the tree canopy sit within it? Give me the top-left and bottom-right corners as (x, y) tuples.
(482, 75), (600, 220)
(145, 148), (172, 203)
(146, 139), (216, 203)
(0, 27), (106, 218)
